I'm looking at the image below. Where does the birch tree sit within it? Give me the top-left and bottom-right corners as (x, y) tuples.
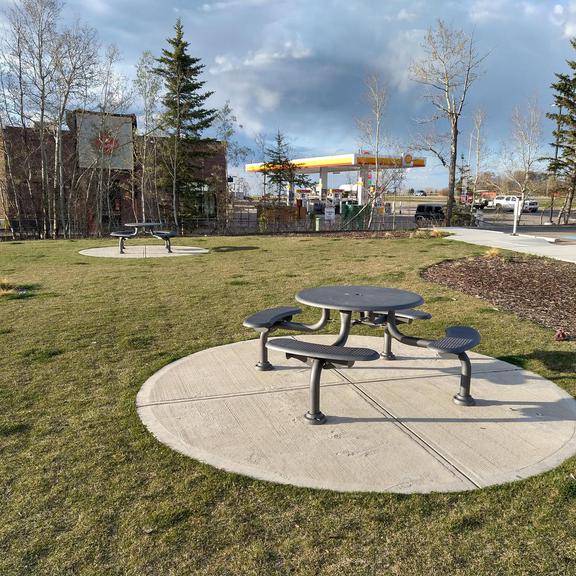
(134, 51), (162, 222)
(411, 20), (487, 224)
(500, 99), (544, 223)
(356, 74), (405, 228)
(4, 0), (60, 237)
(50, 21), (99, 237)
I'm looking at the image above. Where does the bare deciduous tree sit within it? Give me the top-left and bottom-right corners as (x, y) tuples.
(134, 50), (162, 222)
(411, 19), (487, 224)
(501, 99), (544, 200)
(356, 74), (406, 228)
(470, 109), (487, 196)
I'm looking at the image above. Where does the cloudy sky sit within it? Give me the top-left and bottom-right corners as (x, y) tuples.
(18, 0), (576, 189)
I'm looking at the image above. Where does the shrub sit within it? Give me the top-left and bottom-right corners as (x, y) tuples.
(484, 248), (501, 258)
(0, 279), (16, 296)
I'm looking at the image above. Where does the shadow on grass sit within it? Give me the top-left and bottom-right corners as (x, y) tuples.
(19, 347), (63, 363)
(1, 282), (41, 300)
(0, 422), (31, 436)
(211, 246), (259, 253)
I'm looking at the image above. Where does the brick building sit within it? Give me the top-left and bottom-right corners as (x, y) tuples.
(0, 111), (226, 237)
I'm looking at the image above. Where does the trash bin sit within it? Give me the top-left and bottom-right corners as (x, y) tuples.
(342, 204), (366, 230)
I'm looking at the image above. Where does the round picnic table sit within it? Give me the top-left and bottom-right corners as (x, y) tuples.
(124, 222), (162, 233)
(296, 285), (424, 346)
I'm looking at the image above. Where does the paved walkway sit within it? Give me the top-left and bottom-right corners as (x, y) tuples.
(445, 228), (576, 263)
(137, 335), (576, 494)
(79, 245), (209, 258)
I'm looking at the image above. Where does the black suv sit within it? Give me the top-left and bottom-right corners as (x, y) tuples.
(415, 204), (446, 225)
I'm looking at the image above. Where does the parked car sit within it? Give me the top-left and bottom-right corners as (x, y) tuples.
(415, 190), (427, 196)
(415, 204), (446, 225)
(522, 199), (539, 213)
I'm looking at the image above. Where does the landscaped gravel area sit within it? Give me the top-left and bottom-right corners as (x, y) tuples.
(422, 254), (576, 338)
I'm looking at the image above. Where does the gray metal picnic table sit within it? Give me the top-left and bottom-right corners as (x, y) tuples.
(295, 285), (425, 346)
(245, 285), (480, 423)
(111, 222), (176, 253)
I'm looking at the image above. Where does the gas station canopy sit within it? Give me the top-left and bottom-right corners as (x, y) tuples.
(245, 153), (425, 174)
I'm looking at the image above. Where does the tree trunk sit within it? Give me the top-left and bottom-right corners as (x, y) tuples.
(140, 136), (147, 222)
(172, 135), (179, 228)
(446, 117), (459, 225)
(558, 175), (576, 225)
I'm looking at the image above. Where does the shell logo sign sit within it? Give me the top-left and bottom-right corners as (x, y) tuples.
(403, 154), (413, 167)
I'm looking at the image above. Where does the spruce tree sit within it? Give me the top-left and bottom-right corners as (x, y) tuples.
(262, 130), (311, 203)
(547, 39), (576, 224)
(155, 19), (217, 227)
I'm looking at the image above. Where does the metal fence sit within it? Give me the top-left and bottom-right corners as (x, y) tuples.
(184, 207), (418, 236)
(0, 206), (425, 239)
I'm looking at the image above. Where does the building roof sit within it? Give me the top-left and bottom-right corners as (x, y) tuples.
(246, 153), (425, 174)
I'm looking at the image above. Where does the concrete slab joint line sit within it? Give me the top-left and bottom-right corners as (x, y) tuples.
(136, 335), (576, 494)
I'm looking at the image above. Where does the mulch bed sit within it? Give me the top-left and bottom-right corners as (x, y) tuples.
(422, 255), (576, 337)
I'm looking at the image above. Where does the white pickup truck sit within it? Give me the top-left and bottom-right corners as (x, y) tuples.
(488, 195), (539, 213)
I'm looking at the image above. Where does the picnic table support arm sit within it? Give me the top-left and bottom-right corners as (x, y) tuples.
(386, 311), (432, 349)
(332, 311), (352, 346)
(281, 308), (331, 333)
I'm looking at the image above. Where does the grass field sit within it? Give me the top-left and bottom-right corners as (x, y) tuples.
(1, 235), (575, 575)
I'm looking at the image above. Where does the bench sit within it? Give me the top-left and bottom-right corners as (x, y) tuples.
(266, 338), (379, 424)
(243, 307), (302, 370)
(427, 325), (481, 406)
(110, 228), (138, 254)
(357, 308), (432, 359)
(152, 230), (177, 253)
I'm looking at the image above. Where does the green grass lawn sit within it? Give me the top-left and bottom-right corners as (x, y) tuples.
(1, 235), (575, 575)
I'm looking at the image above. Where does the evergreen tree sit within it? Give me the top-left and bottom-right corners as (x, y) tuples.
(155, 19), (217, 227)
(547, 39), (576, 225)
(262, 130), (311, 203)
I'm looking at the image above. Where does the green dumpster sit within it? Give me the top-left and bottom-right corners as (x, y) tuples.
(342, 204), (366, 230)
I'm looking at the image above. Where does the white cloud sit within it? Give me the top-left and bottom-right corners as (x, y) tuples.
(201, 0), (271, 12)
(397, 8), (417, 21)
(243, 41), (311, 67)
(210, 35), (311, 74)
(383, 29), (424, 92)
(549, 1), (576, 37)
(79, 0), (112, 15)
(469, 0), (512, 22)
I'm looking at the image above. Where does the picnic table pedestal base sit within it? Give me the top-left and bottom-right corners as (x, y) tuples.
(304, 359), (327, 425)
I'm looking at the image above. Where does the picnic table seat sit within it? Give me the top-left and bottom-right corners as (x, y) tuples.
(151, 230), (177, 253)
(267, 337), (379, 424)
(243, 307), (302, 370)
(110, 228), (138, 254)
(427, 325), (481, 406)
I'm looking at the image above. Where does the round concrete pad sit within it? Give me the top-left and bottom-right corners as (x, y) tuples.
(137, 335), (576, 493)
(79, 245), (209, 258)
